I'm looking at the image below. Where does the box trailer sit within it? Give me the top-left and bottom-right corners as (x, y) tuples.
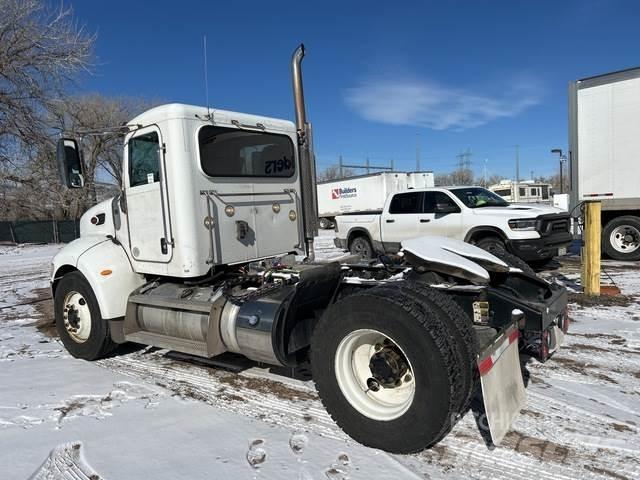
(317, 171), (434, 228)
(569, 67), (640, 260)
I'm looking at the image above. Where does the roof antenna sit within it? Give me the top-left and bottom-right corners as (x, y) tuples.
(203, 35), (212, 121)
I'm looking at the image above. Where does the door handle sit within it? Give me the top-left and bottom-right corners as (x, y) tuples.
(420, 219), (431, 223)
(386, 219), (395, 223)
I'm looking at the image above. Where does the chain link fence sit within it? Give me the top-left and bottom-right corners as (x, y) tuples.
(0, 220), (80, 244)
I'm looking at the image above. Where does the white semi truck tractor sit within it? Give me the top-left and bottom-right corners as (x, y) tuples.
(52, 45), (568, 453)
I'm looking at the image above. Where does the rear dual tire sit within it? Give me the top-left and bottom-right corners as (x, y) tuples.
(310, 283), (475, 453)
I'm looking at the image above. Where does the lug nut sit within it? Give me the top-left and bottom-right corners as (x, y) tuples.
(374, 343), (382, 352)
(404, 374), (412, 382)
(366, 378), (380, 392)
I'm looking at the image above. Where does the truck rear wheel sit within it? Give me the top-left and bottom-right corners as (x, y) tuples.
(54, 272), (116, 360)
(602, 216), (640, 261)
(310, 284), (466, 453)
(349, 235), (373, 259)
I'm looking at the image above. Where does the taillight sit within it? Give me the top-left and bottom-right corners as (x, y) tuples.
(562, 307), (570, 334)
(540, 329), (550, 362)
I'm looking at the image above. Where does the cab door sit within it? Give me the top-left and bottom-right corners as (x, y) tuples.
(125, 126), (173, 263)
(380, 191), (422, 251)
(418, 191), (463, 238)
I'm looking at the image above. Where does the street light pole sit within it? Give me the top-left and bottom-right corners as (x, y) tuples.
(550, 148), (566, 193)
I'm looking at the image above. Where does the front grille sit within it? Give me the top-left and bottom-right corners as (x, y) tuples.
(539, 215), (570, 235)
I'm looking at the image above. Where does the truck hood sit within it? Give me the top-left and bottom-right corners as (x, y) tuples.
(472, 203), (564, 218)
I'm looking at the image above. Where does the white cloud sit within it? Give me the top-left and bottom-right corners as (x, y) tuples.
(344, 76), (541, 131)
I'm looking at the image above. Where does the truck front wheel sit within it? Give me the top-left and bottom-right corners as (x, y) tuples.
(349, 236), (373, 259)
(310, 284), (465, 453)
(603, 216), (640, 261)
(475, 235), (505, 253)
(54, 272), (116, 360)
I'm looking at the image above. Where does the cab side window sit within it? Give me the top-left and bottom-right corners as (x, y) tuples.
(389, 192), (423, 214)
(423, 192), (460, 213)
(129, 132), (160, 187)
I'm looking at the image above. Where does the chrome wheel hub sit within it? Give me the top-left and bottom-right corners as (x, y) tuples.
(63, 291), (91, 343)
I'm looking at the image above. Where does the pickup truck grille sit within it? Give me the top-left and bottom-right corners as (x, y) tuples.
(538, 215), (570, 235)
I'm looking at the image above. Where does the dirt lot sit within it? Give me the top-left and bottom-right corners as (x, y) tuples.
(1, 240), (639, 479)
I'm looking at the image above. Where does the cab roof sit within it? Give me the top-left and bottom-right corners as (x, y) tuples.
(128, 103), (296, 133)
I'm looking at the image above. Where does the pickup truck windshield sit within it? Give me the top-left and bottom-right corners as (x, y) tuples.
(450, 187), (509, 208)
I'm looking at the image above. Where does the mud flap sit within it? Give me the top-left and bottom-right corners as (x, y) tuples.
(549, 325), (565, 355)
(477, 323), (526, 445)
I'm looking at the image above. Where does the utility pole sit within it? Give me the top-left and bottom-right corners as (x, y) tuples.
(338, 154), (343, 178)
(514, 145), (520, 202)
(390, 158), (394, 171)
(483, 159), (488, 187)
(551, 148), (567, 194)
(416, 133), (421, 171)
(365, 156), (370, 174)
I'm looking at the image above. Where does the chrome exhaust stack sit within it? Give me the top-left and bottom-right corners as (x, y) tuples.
(291, 44), (318, 261)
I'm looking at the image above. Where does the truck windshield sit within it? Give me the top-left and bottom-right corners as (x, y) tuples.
(450, 187), (509, 208)
(199, 126), (295, 178)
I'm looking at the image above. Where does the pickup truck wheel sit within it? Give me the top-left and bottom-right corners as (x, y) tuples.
(475, 236), (505, 252)
(603, 216), (640, 261)
(54, 272), (116, 360)
(349, 236), (373, 259)
(311, 284), (464, 453)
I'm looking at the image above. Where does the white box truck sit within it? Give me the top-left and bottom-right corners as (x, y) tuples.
(569, 67), (640, 260)
(317, 171), (434, 228)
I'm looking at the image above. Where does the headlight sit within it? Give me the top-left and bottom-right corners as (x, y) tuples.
(508, 219), (537, 231)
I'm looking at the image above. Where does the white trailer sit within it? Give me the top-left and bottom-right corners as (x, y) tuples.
(317, 171), (434, 228)
(569, 67), (640, 260)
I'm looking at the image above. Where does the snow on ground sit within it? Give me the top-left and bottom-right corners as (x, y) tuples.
(1, 238), (639, 479)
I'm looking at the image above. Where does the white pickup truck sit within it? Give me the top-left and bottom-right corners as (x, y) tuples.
(334, 186), (572, 264)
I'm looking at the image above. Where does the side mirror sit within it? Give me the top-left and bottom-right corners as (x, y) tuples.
(56, 138), (85, 188)
(435, 203), (459, 214)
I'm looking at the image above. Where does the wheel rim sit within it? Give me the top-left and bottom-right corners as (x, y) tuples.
(351, 239), (370, 258)
(610, 225), (640, 254)
(63, 291), (92, 343)
(334, 329), (415, 421)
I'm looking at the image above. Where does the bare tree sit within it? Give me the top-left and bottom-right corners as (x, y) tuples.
(49, 94), (156, 192)
(317, 165), (355, 182)
(0, 0), (94, 164)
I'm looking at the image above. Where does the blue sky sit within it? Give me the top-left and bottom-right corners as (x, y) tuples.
(70, 0), (639, 180)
